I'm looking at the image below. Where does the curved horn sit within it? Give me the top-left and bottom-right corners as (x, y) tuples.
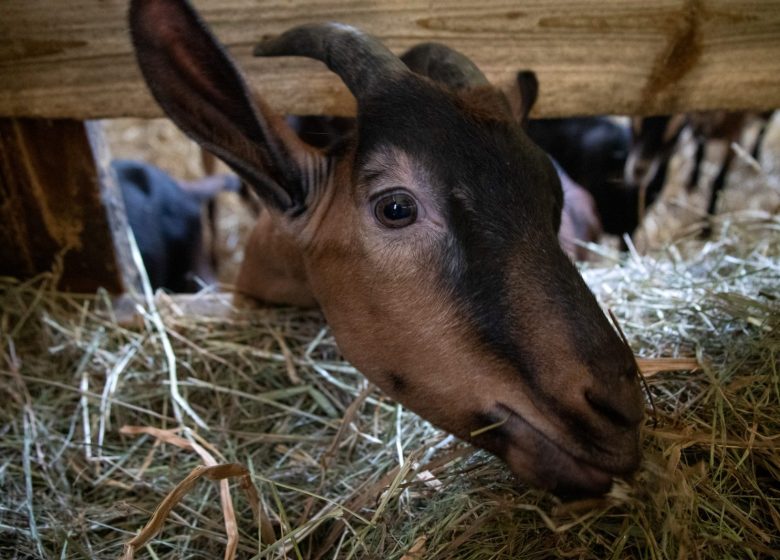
(254, 23), (407, 100)
(400, 42), (489, 90)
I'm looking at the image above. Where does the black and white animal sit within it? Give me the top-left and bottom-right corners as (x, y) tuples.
(625, 112), (773, 225)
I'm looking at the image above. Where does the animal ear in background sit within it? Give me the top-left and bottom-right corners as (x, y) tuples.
(128, 0), (315, 214)
(512, 70), (539, 125)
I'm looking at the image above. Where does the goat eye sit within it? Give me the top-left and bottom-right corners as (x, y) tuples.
(374, 192), (418, 228)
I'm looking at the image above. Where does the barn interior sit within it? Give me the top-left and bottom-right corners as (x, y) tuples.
(1, 2), (779, 559)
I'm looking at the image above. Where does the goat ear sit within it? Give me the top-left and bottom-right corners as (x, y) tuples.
(129, 0), (313, 213)
(512, 70), (539, 125)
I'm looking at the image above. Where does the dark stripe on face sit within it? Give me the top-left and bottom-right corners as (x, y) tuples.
(439, 128), (562, 389)
(354, 76), (627, 398)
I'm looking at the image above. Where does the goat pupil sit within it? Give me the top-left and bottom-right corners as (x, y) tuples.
(385, 198), (410, 220)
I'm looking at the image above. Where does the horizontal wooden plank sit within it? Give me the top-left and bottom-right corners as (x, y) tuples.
(1, 1), (779, 119)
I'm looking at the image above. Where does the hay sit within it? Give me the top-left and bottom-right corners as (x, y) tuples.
(1, 211), (779, 559)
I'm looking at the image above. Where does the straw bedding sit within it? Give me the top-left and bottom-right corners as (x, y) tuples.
(1, 116), (779, 558)
(1, 209), (778, 559)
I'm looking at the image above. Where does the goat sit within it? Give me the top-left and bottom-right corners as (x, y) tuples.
(514, 71), (633, 238)
(623, 115), (685, 224)
(285, 115), (355, 151)
(626, 111), (773, 228)
(129, 0), (643, 499)
(113, 159), (240, 292)
(553, 160), (603, 261)
(524, 118), (633, 236)
(283, 116), (601, 261)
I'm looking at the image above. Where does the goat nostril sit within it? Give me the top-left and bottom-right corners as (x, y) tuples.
(585, 390), (634, 428)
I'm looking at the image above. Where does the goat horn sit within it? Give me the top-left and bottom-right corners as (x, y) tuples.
(253, 23), (407, 100)
(401, 42), (489, 89)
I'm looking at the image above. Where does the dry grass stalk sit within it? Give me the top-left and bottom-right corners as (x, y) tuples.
(120, 462), (247, 560)
(118, 425), (269, 560)
(637, 357), (701, 377)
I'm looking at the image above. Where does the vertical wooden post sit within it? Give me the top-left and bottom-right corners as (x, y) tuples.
(0, 118), (140, 293)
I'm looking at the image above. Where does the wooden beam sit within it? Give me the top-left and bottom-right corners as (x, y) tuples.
(0, 1), (779, 119)
(0, 119), (141, 293)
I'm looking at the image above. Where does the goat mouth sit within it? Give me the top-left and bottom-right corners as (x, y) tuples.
(493, 404), (623, 499)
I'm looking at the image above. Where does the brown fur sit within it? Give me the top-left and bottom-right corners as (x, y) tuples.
(236, 210), (317, 307)
(130, 0), (644, 499)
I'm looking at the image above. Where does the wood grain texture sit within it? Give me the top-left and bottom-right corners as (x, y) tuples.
(0, 119), (141, 293)
(1, 0), (779, 119)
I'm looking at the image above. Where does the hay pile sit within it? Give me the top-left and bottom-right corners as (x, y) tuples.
(2, 211), (779, 559)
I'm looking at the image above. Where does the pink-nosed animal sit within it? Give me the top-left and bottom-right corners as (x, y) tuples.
(129, 0), (644, 499)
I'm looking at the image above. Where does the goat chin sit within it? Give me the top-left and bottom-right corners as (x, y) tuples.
(497, 407), (636, 500)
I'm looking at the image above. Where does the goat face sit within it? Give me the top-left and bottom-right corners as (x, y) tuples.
(130, 0), (644, 498)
